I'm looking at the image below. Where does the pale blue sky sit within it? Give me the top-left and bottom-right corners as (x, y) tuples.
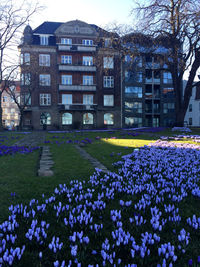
(32, 0), (135, 29)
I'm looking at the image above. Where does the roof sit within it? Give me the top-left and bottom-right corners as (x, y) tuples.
(32, 20), (117, 37)
(33, 21), (63, 34)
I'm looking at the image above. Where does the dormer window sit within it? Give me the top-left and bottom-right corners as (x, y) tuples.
(61, 38), (72, 45)
(40, 35), (49, 45)
(82, 39), (93, 46)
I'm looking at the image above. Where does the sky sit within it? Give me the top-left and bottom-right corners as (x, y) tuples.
(30, 0), (135, 30)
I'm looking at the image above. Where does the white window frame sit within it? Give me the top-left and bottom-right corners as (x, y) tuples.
(103, 57), (114, 69)
(62, 94), (72, 104)
(40, 94), (51, 106)
(83, 75), (93, 85)
(83, 56), (93, 66)
(61, 55), (72, 64)
(62, 113), (72, 125)
(83, 94), (93, 105)
(104, 95), (114, 106)
(40, 35), (49, 46)
(39, 74), (51, 86)
(61, 75), (72, 85)
(39, 54), (50, 66)
(61, 38), (72, 45)
(82, 39), (93, 46)
(103, 76), (114, 88)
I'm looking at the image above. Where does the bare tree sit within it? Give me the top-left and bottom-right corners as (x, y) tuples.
(131, 0), (200, 126)
(0, 0), (42, 131)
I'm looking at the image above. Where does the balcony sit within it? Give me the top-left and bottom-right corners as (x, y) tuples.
(59, 84), (96, 91)
(58, 44), (96, 52)
(58, 103), (97, 111)
(59, 64), (96, 72)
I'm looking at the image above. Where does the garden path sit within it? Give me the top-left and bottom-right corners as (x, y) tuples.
(75, 144), (109, 173)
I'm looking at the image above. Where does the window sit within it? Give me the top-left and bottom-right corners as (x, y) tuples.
(11, 108), (15, 114)
(125, 87), (142, 98)
(125, 117), (142, 127)
(104, 38), (112, 48)
(62, 94), (72, 104)
(24, 53), (30, 65)
(40, 112), (51, 125)
(163, 102), (175, 113)
(163, 88), (174, 98)
(125, 55), (131, 63)
(39, 74), (50, 86)
(39, 54), (50, 66)
(136, 72), (143, 82)
(20, 53), (30, 65)
(40, 94), (51, 106)
(163, 72), (172, 84)
(62, 113), (72, 125)
(83, 76), (93, 85)
(61, 75), (72, 85)
(3, 96), (7, 102)
(40, 35), (49, 45)
(83, 95), (93, 105)
(24, 93), (31, 105)
(83, 113), (93, 124)
(83, 56), (93, 66)
(82, 39), (93, 46)
(21, 73), (31, 85)
(103, 57), (114, 69)
(125, 101), (142, 113)
(61, 55), (72, 64)
(189, 104), (192, 112)
(189, 117), (192, 126)
(61, 38), (72, 44)
(103, 76), (114, 88)
(104, 113), (114, 125)
(104, 95), (114, 106)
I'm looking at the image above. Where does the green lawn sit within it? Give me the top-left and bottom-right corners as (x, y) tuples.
(0, 127), (200, 266)
(0, 127), (199, 223)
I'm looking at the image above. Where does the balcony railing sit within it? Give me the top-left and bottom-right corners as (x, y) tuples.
(58, 64), (96, 72)
(59, 84), (96, 91)
(58, 103), (97, 111)
(58, 44), (96, 52)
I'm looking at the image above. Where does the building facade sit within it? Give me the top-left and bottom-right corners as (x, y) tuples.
(19, 20), (177, 130)
(19, 20), (121, 130)
(1, 82), (20, 129)
(184, 82), (200, 127)
(122, 34), (176, 128)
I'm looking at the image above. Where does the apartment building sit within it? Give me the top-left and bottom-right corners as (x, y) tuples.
(1, 82), (20, 129)
(122, 34), (176, 128)
(19, 20), (121, 130)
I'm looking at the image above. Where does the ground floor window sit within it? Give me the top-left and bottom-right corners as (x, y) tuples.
(40, 112), (51, 125)
(83, 113), (93, 124)
(62, 113), (72, 125)
(125, 117), (142, 127)
(104, 113), (114, 125)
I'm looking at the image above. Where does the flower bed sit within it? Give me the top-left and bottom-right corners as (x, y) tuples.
(0, 143), (200, 266)
(0, 145), (39, 156)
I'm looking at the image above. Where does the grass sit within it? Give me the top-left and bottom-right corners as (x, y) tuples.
(0, 127), (200, 266)
(0, 127), (199, 222)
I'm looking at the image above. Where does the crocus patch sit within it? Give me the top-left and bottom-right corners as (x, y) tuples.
(0, 141), (200, 266)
